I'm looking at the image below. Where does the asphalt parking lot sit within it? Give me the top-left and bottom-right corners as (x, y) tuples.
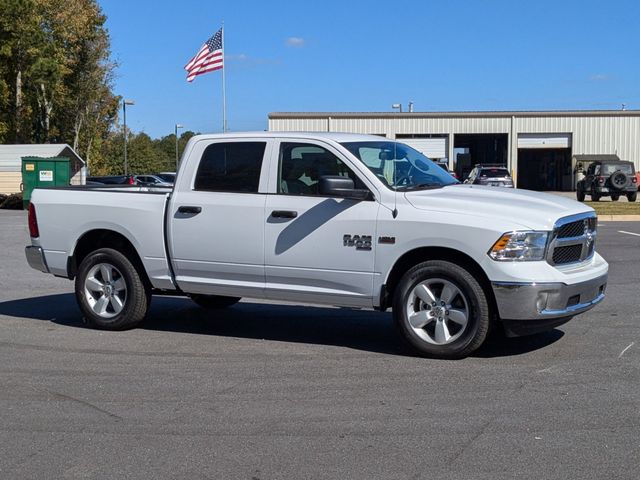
(1, 209), (639, 479)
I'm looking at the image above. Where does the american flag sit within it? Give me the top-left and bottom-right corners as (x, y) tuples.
(184, 28), (224, 82)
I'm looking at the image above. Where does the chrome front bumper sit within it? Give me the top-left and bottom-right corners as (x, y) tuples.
(25, 246), (49, 273)
(492, 274), (607, 320)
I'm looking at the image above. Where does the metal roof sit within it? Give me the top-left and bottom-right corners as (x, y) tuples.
(0, 144), (85, 172)
(269, 110), (640, 119)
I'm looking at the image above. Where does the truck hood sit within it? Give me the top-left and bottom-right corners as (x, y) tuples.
(404, 184), (593, 230)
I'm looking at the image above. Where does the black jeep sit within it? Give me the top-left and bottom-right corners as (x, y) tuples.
(577, 160), (637, 202)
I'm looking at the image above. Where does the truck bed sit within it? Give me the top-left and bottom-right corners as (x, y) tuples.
(30, 186), (175, 289)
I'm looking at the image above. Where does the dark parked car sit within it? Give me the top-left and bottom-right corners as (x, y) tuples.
(577, 160), (637, 202)
(464, 164), (513, 187)
(86, 175), (136, 185)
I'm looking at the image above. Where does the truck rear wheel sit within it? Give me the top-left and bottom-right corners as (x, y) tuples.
(190, 294), (241, 309)
(392, 260), (490, 359)
(75, 248), (149, 330)
(628, 192), (637, 202)
(576, 189), (585, 202)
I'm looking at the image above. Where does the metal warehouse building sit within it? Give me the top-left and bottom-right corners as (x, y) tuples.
(268, 110), (640, 191)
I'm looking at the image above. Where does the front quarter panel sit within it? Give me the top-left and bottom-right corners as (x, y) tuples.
(374, 205), (520, 297)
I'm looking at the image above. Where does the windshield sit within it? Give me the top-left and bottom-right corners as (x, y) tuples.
(156, 173), (176, 183)
(341, 141), (459, 190)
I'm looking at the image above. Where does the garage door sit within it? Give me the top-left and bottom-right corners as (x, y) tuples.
(518, 133), (571, 149)
(399, 137), (447, 159)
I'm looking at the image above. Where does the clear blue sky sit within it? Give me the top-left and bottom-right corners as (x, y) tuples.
(100, 0), (640, 138)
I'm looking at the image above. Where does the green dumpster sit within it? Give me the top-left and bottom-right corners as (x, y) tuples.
(21, 156), (71, 209)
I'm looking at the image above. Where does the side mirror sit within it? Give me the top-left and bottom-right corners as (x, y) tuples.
(318, 176), (370, 200)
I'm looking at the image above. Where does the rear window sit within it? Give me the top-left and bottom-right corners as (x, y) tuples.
(194, 142), (266, 193)
(602, 163), (634, 175)
(480, 168), (510, 177)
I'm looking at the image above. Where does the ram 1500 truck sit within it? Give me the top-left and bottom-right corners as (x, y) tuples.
(25, 133), (608, 358)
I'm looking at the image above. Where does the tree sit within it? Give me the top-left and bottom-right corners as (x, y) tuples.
(0, 0), (118, 158)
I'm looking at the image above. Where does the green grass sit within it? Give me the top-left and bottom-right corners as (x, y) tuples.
(584, 201), (640, 215)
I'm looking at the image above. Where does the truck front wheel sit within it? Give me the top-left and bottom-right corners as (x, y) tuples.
(392, 260), (490, 359)
(75, 248), (149, 330)
(190, 295), (241, 309)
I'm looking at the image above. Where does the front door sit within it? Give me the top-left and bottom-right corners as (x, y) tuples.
(169, 139), (271, 298)
(264, 140), (380, 307)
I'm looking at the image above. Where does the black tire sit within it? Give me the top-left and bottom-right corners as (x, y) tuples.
(392, 260), (491, 359)
(576, 190), (585, 202)
(190, 294), (241, 309)
(611, 194), (620, 201)
(628, 191), (638, 202)
(75, 248), (149, 330)
(591, 191), (600, 201)
(610, 171), (630, 190)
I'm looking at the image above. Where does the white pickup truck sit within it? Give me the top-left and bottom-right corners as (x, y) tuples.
(25, 132), (608, 358)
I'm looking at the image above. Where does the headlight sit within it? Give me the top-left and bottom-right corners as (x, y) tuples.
(488, 231), (549, 261)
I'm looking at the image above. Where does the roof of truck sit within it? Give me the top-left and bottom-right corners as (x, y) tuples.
(190, 132), (388, 142)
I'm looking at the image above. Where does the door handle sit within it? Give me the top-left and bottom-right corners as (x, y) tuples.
(178, 205), (202, 215)
(271, 210), (297, 219)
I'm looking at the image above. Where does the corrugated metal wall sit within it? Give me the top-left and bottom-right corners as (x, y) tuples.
(0, 172), (22, 194)
(269, 113), (640, 168)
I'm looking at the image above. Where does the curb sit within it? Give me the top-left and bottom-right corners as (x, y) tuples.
(598, 215), (640, 222)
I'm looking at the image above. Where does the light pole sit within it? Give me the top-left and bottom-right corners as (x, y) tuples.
(175, 123), (184, 172)
(123, 99), (135, 175)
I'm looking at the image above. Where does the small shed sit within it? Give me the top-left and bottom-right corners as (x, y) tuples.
(0, 144), (85, 194)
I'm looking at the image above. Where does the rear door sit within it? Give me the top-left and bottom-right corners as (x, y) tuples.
(168, 138), (272, 298)
(263, 140), (380, 307)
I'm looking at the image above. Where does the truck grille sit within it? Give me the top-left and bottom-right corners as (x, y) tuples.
(547, 213), (597, 266)
(556, 217), (597, 238)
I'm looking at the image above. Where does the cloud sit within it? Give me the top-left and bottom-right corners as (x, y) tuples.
(286, 37), (305, 48)
(589, 74), (612, 82)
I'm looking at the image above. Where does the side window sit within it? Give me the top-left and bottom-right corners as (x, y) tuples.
(277, 142), (367, 195)
(194, 142), (266, 193)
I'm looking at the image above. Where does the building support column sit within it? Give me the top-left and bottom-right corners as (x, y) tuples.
(509, 116), (519, 187)
(448, 133), (455, 171)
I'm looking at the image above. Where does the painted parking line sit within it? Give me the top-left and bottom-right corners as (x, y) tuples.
(618, 230), (640, 237)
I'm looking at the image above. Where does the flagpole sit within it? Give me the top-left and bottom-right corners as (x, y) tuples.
(221, 22), (227, 133)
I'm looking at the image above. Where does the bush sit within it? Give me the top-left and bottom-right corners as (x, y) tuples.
(0, 193), (23, 209)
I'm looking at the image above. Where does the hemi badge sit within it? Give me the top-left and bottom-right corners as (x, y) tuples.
(378, 236), (396, 244)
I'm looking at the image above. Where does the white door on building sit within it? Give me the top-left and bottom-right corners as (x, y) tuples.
(398, 137), (448, 160)
(517, 133), (572, 149)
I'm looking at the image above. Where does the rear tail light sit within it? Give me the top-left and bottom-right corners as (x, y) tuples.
(28, 203), (39, 238)
(597, 176), (605, 184)
(633, 177), (637, 183)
